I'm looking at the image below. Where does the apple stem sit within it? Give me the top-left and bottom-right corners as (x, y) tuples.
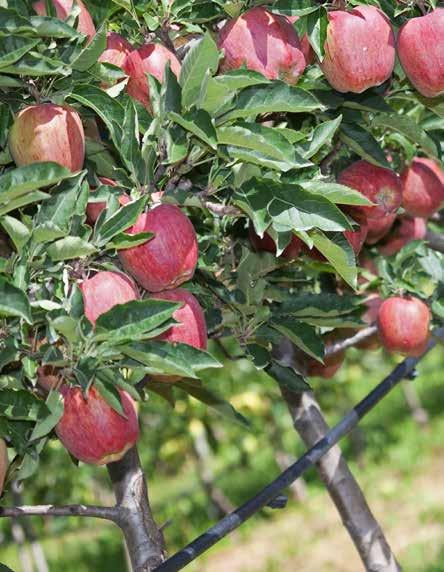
(107, 446), (166, 572)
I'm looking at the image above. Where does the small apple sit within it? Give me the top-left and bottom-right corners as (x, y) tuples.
(9, 104), (85, 173)
(379, 217), (427, 256)
(123, 43), (181, 111)
(86, 177), (130, 225)
(56, 386), (139, 465)
(218, 7), (306, 84)
(397, 8), (444, 98)
(80, 271), (139, 326)
(320, 5), (395, 93)
(119, 204), (198, 293)
(338, 160), (402, 221)
(377, 296), (431, 357)
(401, 157), (444, 218)
(33, 0), (96, 41)
(249, 226), (302, 259)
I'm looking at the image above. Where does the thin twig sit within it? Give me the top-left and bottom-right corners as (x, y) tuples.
(201, 201), (243, 217)
(0, 504), (119, 521)
(326, 325), (378, 357)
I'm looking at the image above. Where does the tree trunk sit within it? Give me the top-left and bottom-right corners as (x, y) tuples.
(283, 389), (402, 572)
(107, 447), (166, 572)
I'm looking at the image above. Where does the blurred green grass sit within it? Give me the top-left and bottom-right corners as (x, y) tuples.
(1, 346), (443, 571)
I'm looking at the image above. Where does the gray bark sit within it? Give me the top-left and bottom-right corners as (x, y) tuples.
(401, 381), (429, 427)
(107, 447), (165, 572)
(283, 389), (402, 572)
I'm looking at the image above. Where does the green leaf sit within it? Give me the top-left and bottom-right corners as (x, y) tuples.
(0, 162), (71, 203)
(180, 31), (220, 108)
(299, 181), (373, 206)
(169, 110), (217, 149)
(225, 83), (323, 121)
(94, 196), (147, 246)
(1, 215), (31, 253)
(301, 115), (342, 158)
(0, 276), (32, 323)
(71, 25), (106, 71)
(212, 69), (271, 90)
(105, 231), (153, 250)
(177, 379), (249, 427)
(267, 362), (310, 392)
(306, 6), (328, 61)
(235, 178), (352, 234)
(371, 113), (438, 158)
(120, 341), (222, 379)
(47, 236), (96, 261)
(310, 231), (357, 288)
(218, 122), (311, 171)
(270, 319), (324, 361)
(34, 173), (87, 242)
(0, 36), (39, 68)
(69, 85), (125, 145)
(1, 52), (69, 76)
(94, 379), (126, 417)
(29, 15), (84, 38)
(0, 191), (50, 216)
(340, 122), (389, 167)
(0, 389), (45, 420)
(94, 299), (181, 344)
(30, 390), (64, 441)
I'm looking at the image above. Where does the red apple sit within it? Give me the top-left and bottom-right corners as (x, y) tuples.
(287, 15), (315, 65)
(0, 438), (7, 495)
(397, 8), (444, 98)
(249, 225), (302, 259)
(377, 296), (431, 357)
(379, 217), (427, 256)
(338, 160), (402, 221)
(8, 104), (85, 172)
(119, 204), (198, 293)
(306, 332), (345, 378)
(218, 7), (306, 84)
(98, 32), (132, 68)
(123, 43), (181, 111)
(33, 0), (96, 41)
(86, 177), (130, 225)
(320, 5), (395, 93)
(152, 288), (207, 349)
(80, 271), (139, 326)
(401, 157), (444, 218)
(56, 386), (139, 465)
(365, 213), (396, 245)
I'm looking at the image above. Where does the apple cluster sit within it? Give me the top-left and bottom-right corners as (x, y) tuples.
(7, 1), (443, 456)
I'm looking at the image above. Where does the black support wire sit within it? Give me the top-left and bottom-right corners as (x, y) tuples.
(154, 327), (444, 572)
